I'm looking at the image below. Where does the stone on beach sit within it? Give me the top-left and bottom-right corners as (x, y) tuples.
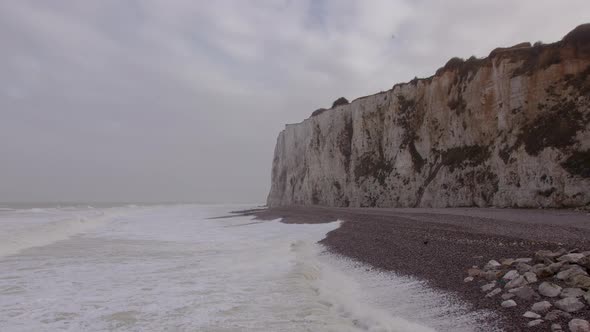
(486, 288), (502, 298)
(560, 288), (586, 298)
(502, 293), (515, 300)
(551, 323), (564, 332)
(502, 270), (519, 280)
(558, 253), (586, 263)
(569, 319), (590, 332)
(527, 319), (543, 327)
(539, 282), (562, 297)
(501, 258), (516, 266)
(516, 262), (533, 274)
(481, 282), (496, 292)
(554, 297), (585, 313)
(501, 300), (517, 308)
(523, 272), (537, 283)
(505, 275), (528, 289)
(485, 260), (501, 270)
(568, 275), (590, 290)
(463, 276), (474, 283)
(467, 268), (481, 277)
(544, 310), (572, 321)
(523, 311), (541, 319)
(509, 286), (539, 301)
(531, 300), (552, 313)
(556, 266), (588, 280)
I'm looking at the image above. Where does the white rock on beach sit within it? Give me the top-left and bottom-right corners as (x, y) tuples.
(584, 291), (590, 303)
(485, 260), (501, 270)
(557, 266), (588, 280)
(523, 271), (537, 283)
(527, 319), (543, 327)
(503, 270), (519, 280)
(501, 300), (517, 308)
(486, 288), (502, 298)
(569, 319), (590, 332)
(515, 258), (533, 264)
(531, 300), (552, 313)
(539, 282), (562, 297)
(554, 297), (585, 313)
(558, 253), (585, 263)
(560, 288), (586, 298)
(464, 276), (474, 283)
(509, 286), (539, 301)
(481, 282), (496, 292)
(545, 310), (572, 321)
(505, 275), (527, 289)
(551, 323), (563, 332)
(523, 311), (541, 319)
(502, 293), (515, 300)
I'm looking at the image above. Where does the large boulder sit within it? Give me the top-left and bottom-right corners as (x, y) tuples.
(531, 300), (552, 313)
(568, 275), (590, 290)
(560, 288), (586, 298)
(539, 282), (562, 297)
(554, 297), (585, 313)
(569, 319), (590, 332)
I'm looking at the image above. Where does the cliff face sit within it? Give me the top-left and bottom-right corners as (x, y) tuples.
(267, 24), (590, 208)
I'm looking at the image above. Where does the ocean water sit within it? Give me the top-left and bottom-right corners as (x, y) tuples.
(0, 204), (494, 331)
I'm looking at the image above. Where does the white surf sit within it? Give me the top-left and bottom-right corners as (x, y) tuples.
(0, 204), (496, 331)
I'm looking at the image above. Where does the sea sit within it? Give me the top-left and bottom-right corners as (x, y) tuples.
(0, 204), (493, 331)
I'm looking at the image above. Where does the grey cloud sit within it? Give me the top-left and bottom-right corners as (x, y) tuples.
(1, 1), (588, 203)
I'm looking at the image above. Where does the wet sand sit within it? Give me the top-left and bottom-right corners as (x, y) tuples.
(234, 206), (590, 331)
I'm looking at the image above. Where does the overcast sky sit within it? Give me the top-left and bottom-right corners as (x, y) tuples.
(1, 1), (588, 203)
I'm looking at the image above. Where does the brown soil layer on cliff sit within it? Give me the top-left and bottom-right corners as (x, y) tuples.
(236, 206), (590, 331)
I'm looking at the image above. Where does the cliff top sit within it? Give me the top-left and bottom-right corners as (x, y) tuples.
(305, 23), (590, 121)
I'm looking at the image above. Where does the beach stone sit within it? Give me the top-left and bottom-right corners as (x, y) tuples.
(481, 282), (496, 292)
(503, 270), (519, 280)
(467, 268), (481, 277)
(584, 291), (590, 303)
(557, 266), (588, 280)
(548, 262), (565, 273)
(516, 262), (533, 274)
(527, 319), (543, 327)
(483, 270), (501, 281)
(539, 282), (562, 297)
(524, 272), (537, 283)
(485, 260), (501, 270)
(558, 253), (585, 263)
(464, 276), (474, 282)
(523, 311), (541, 319)
(505, 275), (527, 289)
(501, 258), (515, 266)
(554, 297), (585, 312)
(486, 288), (502, 298)
(569, 319), (590, 332)
(551, 323), (563, 332)
(545, 310), (572, 321)
(509, 286), (540, 301)
(502, 293), (515, 300)
(568, 275), (590, 290)
(515, 258), (533, 264)
(535, 250), (565, 263)
(501, 299), (517, 308)
(535, 266), (556, 279)
(579, 256), (590, 269)
(560, 288), (586, 298)
(531, 300), (552, 313)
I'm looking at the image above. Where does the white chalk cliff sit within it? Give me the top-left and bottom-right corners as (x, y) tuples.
(267, 24), (590, 208)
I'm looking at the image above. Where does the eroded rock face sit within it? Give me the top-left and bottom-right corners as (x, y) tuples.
(267, 24), (590, 208)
